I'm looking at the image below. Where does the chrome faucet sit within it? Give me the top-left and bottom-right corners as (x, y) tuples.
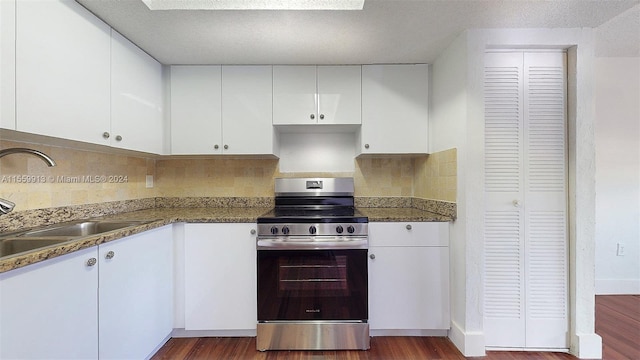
(0, 148), (56, 167)
(0, 147), (57, 214)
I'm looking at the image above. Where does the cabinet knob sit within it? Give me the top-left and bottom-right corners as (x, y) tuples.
(319, 114), (325, 120)
(214, 144), (219, 150)
(406, 224), (412, 230)
(105, 251), (115, 260)
(115, 135), (123, 142)
(364, 144), (370, 149)
(310, 114), (315, 120)
(369, 253), (376, 260)
(250, 229), (256, 235)
(102, 132), (110, 139)
(224, 145), (229, 150)
(86, 258), (97, 267)
(513, 199), (521, 208)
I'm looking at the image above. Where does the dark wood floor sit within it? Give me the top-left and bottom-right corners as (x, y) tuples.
(152, 295), (639, 360)
(596, 295), (640, 359)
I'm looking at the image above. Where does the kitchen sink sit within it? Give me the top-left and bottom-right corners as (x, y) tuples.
(0, 220), (152, 258)
(17, 220), (148, 238)
(0, 238), (71, 258)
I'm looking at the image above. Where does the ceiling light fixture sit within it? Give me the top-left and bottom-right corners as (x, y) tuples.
(141, 0), (365, 10)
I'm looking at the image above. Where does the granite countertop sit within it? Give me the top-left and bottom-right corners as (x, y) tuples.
(0, 204), (453, 274)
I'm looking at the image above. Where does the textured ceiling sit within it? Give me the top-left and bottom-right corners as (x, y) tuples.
(76, 0), (640, 65)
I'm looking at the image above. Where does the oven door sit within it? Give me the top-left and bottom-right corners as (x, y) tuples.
(257, 248), (368, 322)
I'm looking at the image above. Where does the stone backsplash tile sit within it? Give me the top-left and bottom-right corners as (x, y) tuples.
(1, 139), (457, 216)
(0, 140), (158, 212)
(413, 148), (457, 202)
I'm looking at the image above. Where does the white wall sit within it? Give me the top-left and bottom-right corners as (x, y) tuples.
(430, 33), (488, 355)
(593, 4), (640, 295)
(431, 28), (600, 358)
(0, 0), (16, 130)
(594, 57), (640, 294)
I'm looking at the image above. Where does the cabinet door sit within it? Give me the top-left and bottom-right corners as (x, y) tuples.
(0, 247), (99, 359)
(16, 0), (110, 145)
(368, 246), (449, 330)
(273, 66), (317, 125)
(184, 223), (257, 331)
(110, 30), (164, 154)
(0, 0), (15, 130)
(171, 65), (222, 154)
(222, 66), (275, 154)
(317, 65), (361, 125)
(368, 222), (450, 331)
(361, 64), (429, 154)
(369, 222), (449, 247)
(98, 226), (173, 360)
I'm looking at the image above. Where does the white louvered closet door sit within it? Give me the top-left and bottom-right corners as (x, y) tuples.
(484, 51), (568, 349)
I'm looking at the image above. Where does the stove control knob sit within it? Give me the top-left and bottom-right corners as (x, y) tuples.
(270, 226), (279, 235)
(336, 225), (344, 234)
(309, 226), (317, 235)
(347, 225), (356, 234)
(282, 226), (290, 235)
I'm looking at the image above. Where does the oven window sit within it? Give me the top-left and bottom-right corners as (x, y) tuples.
(278, 255), (348, 296)
(257, 249), (368, 321)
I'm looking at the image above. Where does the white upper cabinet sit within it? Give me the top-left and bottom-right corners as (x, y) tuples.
(273, 65), (361, 125)
(317, 66), (362, 125)
(110, 30), (164, 154)
(222, 66), (276, 155)
(0, 0), (16, 130)
(170, 65), (222, 154)
(15, 0), (111, 145)
(273, 66), (316, 125)
(171, 65), (277, 155)
(360, 64), (429, 154)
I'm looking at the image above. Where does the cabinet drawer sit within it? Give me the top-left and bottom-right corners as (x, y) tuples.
(369, 222), (448, 247)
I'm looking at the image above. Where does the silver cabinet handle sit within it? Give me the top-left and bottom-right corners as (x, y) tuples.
(250, 229), (256, 235)
(105, 251), (115, 260)
(310, 114), (315, 120)
(86, 258), (97, 267)
(319, 114), (325, 120)
(406, 224), (412, 230)
(115, 135), (123, 141)
(214, 144), (219, 150)
(364, 144), (370, 149)
(102, 132), (110, 139)
(224, 145), (229, 150)
(369, 254), (375, 260)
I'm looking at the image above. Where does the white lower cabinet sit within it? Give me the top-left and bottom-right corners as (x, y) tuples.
(368, 222), (450, 333)
(98, 225), (173, 359)
(0, 225), (173, 360)
(0, 247), (99, 360)
(184, 223), (257, 332)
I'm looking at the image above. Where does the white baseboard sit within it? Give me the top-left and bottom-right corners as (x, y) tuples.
(448, 321), (486, 357)
(570, 333), (602, 359)
(595, 279), (640, 294)
(371, 329), (448, 337)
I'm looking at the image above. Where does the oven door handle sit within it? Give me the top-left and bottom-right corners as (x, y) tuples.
(257, 237), (368, 250)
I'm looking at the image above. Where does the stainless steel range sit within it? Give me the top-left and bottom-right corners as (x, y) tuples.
(256, 178), (369, 351)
